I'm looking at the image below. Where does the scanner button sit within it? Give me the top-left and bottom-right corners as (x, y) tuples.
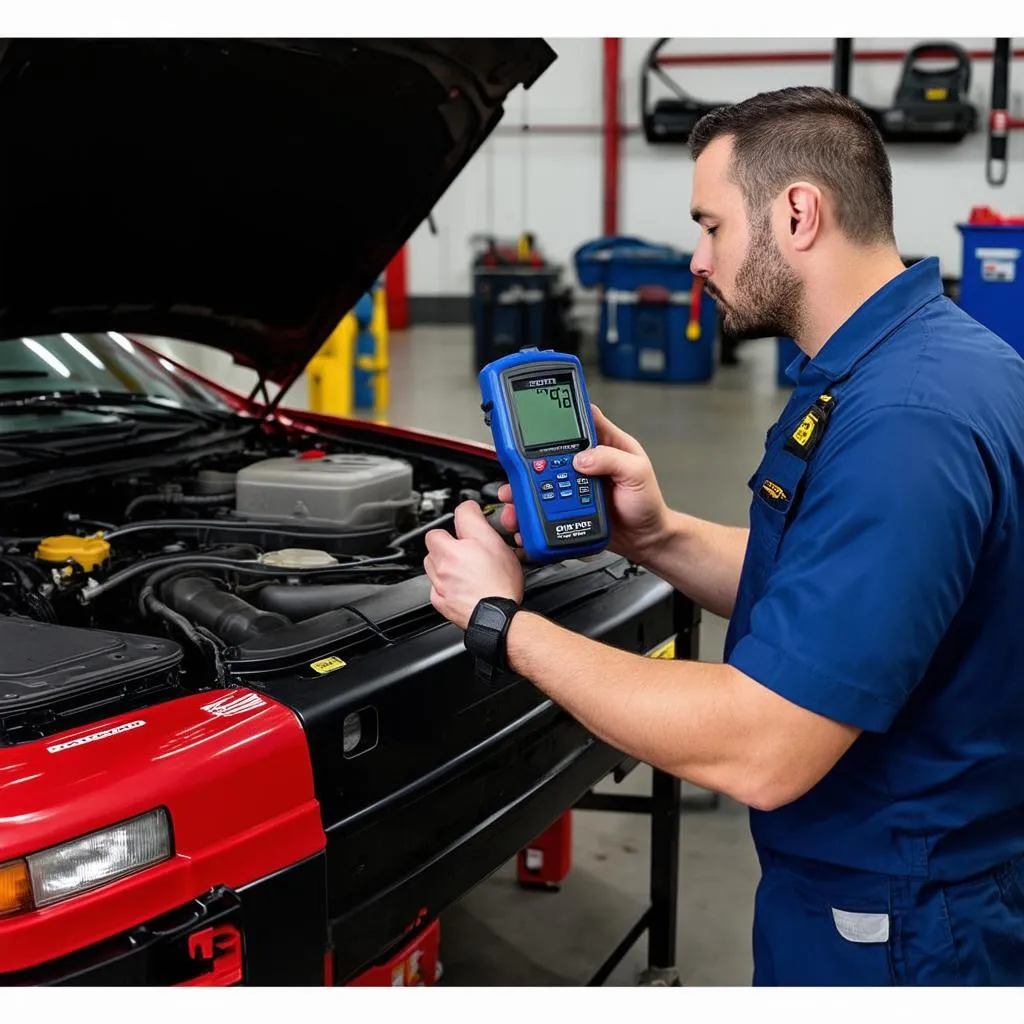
(541, 482), (554, 492)
(580, 495), (592, 504)
(578, 485), (591, 495)
(555, 471), (569, 480)
(576, 476), (588, 485)
(532, 459), (547, 473)
(542, 491), (556, 501)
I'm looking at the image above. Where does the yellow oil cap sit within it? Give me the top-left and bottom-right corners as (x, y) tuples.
(35, 533), (111, 572)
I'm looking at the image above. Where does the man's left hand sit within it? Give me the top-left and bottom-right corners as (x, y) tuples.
(423, 500), (525, 630)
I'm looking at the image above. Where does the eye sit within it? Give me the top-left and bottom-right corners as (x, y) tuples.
(706, 226), (718, 237)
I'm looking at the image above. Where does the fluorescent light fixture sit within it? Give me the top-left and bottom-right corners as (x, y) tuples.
(26, 808), (172, 908)
(62, 333), (105, 370)
(22, 338), (71, 378)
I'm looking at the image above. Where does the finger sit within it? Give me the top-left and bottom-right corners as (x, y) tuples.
(497, 483), (513, 504)
(424, 528), (456, 554)
(499, 502), (519, 533)
(591, 404), (645, 457)
(453, 499), (499, 543)
(573, 444), (646, 485)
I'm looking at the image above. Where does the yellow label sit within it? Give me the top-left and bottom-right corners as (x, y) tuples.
(648, 637), (676, 660)
(760, 479), (788, 502)
(791, 410), (819, 447)
(925, 87), (948, 101)
(311, 656), (347, 675)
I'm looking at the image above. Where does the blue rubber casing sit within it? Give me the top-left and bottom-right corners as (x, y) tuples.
(479, 346), (609, 564)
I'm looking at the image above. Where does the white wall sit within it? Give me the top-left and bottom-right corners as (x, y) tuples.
(409, 37), (1024, 300)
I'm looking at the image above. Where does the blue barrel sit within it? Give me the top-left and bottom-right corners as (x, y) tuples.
(957, 221), (1024, 357)
(573, 236), (716, 383)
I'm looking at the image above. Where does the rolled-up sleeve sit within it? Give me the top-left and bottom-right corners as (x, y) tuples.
(727, 404), (996, 733)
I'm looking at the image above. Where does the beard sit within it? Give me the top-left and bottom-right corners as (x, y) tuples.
(706, 214), (804, 343)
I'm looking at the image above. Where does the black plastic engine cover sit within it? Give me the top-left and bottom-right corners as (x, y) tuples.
(0, 616), (183, 745)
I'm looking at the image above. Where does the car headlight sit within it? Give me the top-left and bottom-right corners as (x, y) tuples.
(0, 808), (172, 918)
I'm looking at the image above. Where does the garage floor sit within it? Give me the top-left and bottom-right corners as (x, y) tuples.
(345, 324), (791, 987)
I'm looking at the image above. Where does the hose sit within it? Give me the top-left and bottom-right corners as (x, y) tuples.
(124, 491), (235, 520)
(160, 576), (292, 645)
(255, 582), (389, 620)
(83, 549), (411, 605)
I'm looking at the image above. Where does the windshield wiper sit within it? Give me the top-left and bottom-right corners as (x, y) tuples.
(0, 390), (233, 425)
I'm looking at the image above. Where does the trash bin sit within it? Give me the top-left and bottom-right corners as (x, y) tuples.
(470, 233), (578, 373)
(573, 236), (717, 383)
(957, 206), (1024, 358)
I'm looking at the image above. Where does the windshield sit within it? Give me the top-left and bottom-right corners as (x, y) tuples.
(0, 332), (231, 411)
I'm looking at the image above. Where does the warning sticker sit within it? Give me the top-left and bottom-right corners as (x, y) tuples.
(311, 656), (347, 675)
(976, 246), (1019, 283)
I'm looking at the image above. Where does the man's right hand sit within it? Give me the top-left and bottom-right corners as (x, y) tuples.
(497, 404), (669, 566)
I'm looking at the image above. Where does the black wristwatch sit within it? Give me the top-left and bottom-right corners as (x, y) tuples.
(464, 596), (521, 683)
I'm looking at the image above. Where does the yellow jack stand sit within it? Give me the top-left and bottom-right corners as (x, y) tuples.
(307, 313), (355, 418)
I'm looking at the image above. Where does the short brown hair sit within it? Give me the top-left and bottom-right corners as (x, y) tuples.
(688, 86), (895, 246)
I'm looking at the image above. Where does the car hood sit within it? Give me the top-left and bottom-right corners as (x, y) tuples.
(0, 38), (555, 385)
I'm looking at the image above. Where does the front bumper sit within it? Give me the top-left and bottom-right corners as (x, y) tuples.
(1, 852), (328, 986)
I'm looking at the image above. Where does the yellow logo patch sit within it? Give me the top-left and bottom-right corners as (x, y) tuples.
(791, 410), (819, 447)
(760, 479), (788, 503)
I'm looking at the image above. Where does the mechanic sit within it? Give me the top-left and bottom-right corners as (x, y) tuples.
(423, 86), (1024, 986)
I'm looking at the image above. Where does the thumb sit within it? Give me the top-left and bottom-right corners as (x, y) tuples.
(573, 444), (645, 485)
(453, 499), (500, 543)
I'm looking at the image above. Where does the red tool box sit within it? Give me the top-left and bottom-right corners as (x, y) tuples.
(346, 920), (442, 986)
(517, 811), (573, 889)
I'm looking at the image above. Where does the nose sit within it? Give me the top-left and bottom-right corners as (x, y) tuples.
(691, 234), (713, 279)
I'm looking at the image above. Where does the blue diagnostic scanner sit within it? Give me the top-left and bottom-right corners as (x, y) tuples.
(479, 346), (609, 564)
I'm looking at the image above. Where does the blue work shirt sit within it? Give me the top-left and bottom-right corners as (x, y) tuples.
(724, 257), (1024, 882)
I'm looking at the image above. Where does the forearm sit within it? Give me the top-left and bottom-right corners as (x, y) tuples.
(504, 610), (767, 805)
(637, 510), (749, 619)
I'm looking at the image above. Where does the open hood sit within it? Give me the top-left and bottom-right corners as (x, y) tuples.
(0, 38), (556, 385)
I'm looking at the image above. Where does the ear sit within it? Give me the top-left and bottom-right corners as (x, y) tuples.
(783, 182), (823, 252)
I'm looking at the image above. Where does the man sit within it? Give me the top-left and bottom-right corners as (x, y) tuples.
(422, 86), (1024, 985)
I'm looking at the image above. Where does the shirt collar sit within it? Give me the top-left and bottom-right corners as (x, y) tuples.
(787, 256), (944, 384)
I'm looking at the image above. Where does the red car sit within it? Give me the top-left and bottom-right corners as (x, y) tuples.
(0, 38), (683, 985)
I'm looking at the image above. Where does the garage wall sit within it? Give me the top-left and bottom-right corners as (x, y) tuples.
(408, 37), (1022, 315)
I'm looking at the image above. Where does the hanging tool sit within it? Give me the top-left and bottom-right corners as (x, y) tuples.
(686, 276), (704, 341)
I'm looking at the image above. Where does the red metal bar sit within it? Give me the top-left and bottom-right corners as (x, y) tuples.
(603, 38), (621, 237)
(385, 246), (408, 330)
(494, 123), (642, 135)
(656, 46), (1024, 67)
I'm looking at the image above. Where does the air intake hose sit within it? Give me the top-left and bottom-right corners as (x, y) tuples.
(162, 576), (291, 645)
(255, 582), (388, 621)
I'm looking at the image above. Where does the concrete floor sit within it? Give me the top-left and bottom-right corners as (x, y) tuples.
(363, 325), (791, 987)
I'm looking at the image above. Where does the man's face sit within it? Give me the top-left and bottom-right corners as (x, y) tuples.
(689, 136), (804, 342)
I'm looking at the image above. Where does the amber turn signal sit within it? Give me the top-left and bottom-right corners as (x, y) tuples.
(0, 859), (32, 918)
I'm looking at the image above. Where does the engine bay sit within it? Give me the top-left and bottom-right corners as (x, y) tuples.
(0, 424), (512, 743)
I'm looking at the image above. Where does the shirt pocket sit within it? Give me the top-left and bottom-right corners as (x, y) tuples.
(748, 445), (810, 569)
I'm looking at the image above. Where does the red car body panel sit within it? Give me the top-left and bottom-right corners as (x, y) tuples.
(0, 689), (324, 974)
(140, 340), (500, 461)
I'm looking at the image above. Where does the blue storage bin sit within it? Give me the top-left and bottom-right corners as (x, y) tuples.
(573, 236), (717, 383)
(957, 221), (1024, 357)
(776, 336), (801, 387)
(471, 265), (562, 372)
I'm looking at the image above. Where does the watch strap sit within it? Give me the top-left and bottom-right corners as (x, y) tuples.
(465, 596), (520, 683)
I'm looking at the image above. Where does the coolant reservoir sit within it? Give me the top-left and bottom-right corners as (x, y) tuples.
(259, 548), (339, 570)
(36, 534), (111, 572)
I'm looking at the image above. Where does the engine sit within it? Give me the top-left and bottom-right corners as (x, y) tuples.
(0, 432), (506, 742)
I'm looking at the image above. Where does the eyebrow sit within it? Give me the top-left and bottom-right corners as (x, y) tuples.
(691, 206), (715, 224)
